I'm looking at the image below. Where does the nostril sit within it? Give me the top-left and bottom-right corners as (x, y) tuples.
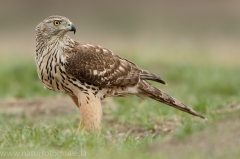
(68, 24), (71, 26)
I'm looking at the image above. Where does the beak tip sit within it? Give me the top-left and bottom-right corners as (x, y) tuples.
(70, 24), (76, 34)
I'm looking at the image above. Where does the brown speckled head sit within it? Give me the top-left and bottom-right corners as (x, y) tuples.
(36, 15), (76, 40)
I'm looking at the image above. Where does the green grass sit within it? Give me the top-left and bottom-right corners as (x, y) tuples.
(0, 52), (240, 159)
(0, 112), (159, 159)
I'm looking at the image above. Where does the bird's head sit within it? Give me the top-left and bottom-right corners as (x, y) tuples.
(36, 15), (76, 40)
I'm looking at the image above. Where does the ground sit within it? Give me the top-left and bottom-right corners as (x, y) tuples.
(0, 97), (239, 159)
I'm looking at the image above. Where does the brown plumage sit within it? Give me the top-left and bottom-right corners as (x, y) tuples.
(35, 15), (205, 132)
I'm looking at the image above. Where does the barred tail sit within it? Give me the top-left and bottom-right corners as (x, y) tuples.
(138, 81), (206, 119)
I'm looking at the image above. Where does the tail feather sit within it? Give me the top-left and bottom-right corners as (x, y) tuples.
(138, 80), (206, 119)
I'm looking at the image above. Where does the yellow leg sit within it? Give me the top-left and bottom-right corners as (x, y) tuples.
(78, 120), (84, 132)
(68, 95), (85, 132)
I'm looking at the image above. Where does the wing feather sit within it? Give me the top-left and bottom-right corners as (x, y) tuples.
(65, 42), (166, 87)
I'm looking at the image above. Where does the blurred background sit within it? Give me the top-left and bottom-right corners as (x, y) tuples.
(1, 0), (240, 61)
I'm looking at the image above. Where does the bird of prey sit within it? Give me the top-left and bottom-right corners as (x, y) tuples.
(35, 15), (205, 132)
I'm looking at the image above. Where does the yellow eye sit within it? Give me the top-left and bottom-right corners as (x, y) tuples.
(53, 21), (61, 26)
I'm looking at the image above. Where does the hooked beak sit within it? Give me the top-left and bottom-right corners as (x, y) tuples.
(68, 23), (76, 34)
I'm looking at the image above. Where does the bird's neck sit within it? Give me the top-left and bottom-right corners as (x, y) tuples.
(36, 33), (75, 57)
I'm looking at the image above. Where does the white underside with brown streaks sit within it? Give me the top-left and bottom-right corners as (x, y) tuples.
(36, 36), (140, 100)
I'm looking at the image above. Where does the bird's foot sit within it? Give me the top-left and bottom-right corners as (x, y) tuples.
(78, 120), (84, 132)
